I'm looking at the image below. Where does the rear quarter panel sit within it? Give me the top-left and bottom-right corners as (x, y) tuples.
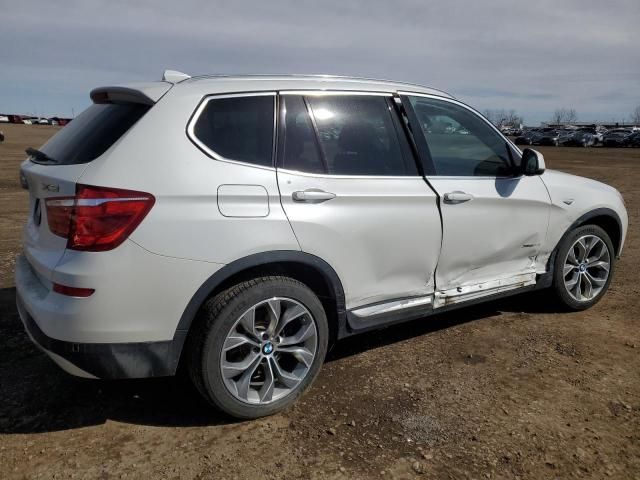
(76, 87), (300, 264)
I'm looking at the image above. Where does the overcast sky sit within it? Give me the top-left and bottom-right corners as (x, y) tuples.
(1, 0), (638, 125)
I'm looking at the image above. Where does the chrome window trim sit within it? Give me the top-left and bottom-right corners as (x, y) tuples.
(277, 167), (425, 180)
(187, 91), (277, 171)
(279, 90), (393, 97)
(398, 90), (524, 175)
(425, 175), (518, 181)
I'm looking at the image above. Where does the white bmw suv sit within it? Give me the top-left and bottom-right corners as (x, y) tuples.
(16, 71), (628, 418)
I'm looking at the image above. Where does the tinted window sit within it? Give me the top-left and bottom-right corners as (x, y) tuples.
(280, 96), (325, 173)
(39, 103), (149, 165)
(408, 96), (515, 177)
(193, 95), (274, 167)
(306, 95), (417, 176)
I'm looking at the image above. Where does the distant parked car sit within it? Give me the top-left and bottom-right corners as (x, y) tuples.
(514, 129), (540, 145)
(561, 130), (597, 147)
(625, 132), (640, 147)
(535, 128), (563, 146)
(603, 130), (632, 147)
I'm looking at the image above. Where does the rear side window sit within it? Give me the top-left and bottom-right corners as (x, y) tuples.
(193, 95), (274, 167)
(306, 95), (417, 176)
(39, 103), (149, 165)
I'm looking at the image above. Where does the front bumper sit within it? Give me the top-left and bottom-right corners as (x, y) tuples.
(16, 291), (185, 379)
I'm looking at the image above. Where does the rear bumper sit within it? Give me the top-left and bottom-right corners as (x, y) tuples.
(16, 291), (185, 379)
(14, 247), (219, 379)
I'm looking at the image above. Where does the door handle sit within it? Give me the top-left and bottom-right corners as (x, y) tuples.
(443, 191), (473, 204)
(292, 189), (336, 203)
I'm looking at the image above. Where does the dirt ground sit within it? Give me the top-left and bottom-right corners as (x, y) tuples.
(0, 124), (638, 479)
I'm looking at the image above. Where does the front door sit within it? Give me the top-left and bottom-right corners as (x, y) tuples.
(402, 94), (550, 302)
(276, 92), (442, 312)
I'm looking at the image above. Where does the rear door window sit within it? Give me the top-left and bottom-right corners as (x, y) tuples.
(192, 95), (275, 167)
(39, 103), (150, 165)
(306, 95), (417, 176)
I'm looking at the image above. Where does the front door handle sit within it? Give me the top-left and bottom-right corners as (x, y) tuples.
(292, 189), (336, 203)
(443, 191), (473, 204)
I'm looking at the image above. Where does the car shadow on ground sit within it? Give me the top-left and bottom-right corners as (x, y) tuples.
(0, 286), (562, 434)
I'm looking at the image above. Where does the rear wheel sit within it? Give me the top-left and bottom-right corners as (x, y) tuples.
(187, 276), (328, 419)
(552, 225), (615, 310)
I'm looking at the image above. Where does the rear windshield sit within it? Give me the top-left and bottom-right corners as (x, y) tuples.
(38, 103), (149, 165)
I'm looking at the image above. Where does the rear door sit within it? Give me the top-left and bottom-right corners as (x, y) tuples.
(276, 92), (442, 315)
(401, 93), (550, 304)
(20, 101), (151, 283)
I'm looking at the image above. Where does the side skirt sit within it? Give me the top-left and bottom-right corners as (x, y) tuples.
(343, 272), (542, 337)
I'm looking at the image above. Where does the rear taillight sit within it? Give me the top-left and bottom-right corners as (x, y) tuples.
(45, 185), (155, 252)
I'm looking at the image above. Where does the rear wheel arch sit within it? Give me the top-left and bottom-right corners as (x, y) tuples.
(175, 251), (346, 360)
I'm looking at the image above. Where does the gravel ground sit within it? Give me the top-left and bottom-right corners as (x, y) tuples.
(0, 124), (638, 479)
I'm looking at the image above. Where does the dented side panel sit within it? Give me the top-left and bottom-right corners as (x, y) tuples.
(428, 175), (551, 292)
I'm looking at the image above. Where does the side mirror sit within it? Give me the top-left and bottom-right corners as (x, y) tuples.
(521, 148), (546, 176)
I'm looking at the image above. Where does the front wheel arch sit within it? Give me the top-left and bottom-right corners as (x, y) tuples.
(538, 209), (622, 290)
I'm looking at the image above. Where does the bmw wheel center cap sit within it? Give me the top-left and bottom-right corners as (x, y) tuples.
(262, 342), (274, 355)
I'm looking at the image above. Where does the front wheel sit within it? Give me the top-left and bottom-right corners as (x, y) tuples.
(552, 225), (615, 310)
(187, 276), (329, 419)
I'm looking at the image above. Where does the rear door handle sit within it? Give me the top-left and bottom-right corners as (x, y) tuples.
(443, 191), (473, 204)
(292, 189), (336, 203)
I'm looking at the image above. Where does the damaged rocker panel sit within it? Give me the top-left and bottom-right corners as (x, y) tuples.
(346, 272), (537, 332)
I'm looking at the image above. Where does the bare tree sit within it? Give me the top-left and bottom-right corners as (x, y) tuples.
(632, 105), (640, 125)
(564, 108), (577, 124)
(504, 109), (523, 126)
(551, 109), (565, 124)
(550, 108), (578, 125)
(483, 109), (523, 127)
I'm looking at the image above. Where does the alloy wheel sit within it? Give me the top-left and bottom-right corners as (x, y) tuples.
(563, 234), (611, 302)
(220, 297), (318, 405)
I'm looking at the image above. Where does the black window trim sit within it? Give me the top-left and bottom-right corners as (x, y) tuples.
(275, 90), (424, 179)
(301, 95), (331, 173)
(399, 91), (523, 179)
(186, 91), (277, 170)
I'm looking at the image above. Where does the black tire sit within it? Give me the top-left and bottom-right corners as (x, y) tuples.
(186, 276), (329, 419)
(551, 224), (615, 311)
